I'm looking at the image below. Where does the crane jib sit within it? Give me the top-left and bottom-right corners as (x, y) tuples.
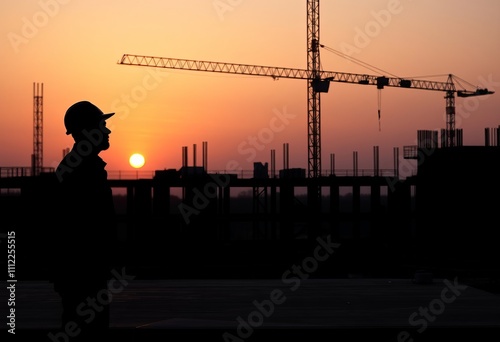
(118, 52), (494, 161)
(119, 54), (493, 97)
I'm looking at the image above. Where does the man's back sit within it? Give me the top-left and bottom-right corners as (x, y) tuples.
(53, 150), (115, 282)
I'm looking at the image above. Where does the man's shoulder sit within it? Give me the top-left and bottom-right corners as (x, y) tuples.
(56, 156), (110, 187)
(55, 153), (92, 180)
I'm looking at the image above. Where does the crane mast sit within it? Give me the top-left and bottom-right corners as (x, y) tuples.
(307, 0), (321, 178)
(445, 86), (456, 147)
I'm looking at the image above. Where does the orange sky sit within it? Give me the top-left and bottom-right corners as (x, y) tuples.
(1, 0), (499, 177)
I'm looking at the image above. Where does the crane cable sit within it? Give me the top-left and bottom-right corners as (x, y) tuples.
(378, 89), (382, 132)
(320, 44), (397, 131)
(320, 44), (401, 78)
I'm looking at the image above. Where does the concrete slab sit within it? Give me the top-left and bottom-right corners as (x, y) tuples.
(4, 278), (500, 328)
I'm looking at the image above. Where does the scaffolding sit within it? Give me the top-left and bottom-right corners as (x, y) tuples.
(32, 82), (43, 176)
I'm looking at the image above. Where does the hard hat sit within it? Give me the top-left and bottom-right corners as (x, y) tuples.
(64, 101), (114, 135)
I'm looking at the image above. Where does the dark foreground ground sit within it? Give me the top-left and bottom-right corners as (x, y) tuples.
(2, 277), (500, 341)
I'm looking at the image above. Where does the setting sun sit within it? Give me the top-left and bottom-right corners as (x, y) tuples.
(129, 153), (145, 169)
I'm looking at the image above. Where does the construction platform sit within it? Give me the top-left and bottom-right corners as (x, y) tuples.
(3, 277), (500, 341)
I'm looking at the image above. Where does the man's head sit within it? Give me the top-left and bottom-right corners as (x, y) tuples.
(64, 101), (114, 152)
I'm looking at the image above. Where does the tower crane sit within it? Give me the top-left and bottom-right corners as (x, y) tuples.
(118, 0), (493, 180)
(118, 55), (493, 163)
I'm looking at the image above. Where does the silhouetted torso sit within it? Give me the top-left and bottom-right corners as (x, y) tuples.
(50, 148), (116, 341)
(54, 149), (115, 281)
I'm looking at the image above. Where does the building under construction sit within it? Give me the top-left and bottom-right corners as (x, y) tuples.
(1, 126), (499, 281)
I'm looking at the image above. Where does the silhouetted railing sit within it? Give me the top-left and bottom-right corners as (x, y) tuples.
(0, 167), (399, 180)
(107, 170), (156, 180)
(106, 168), (399, 180)
(0, 167), (55, 178)
(321, 169), (398, 177)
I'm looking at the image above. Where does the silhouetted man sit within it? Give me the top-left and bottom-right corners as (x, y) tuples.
(51, 100), (116, 341)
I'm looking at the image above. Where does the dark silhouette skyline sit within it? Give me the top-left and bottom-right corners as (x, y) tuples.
(1, 129), (500, 341)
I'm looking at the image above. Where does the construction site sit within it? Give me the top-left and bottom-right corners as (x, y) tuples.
(1, 1), (499, 340)
(2, 107), (500, 340)
(2, 70), (499, 290)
